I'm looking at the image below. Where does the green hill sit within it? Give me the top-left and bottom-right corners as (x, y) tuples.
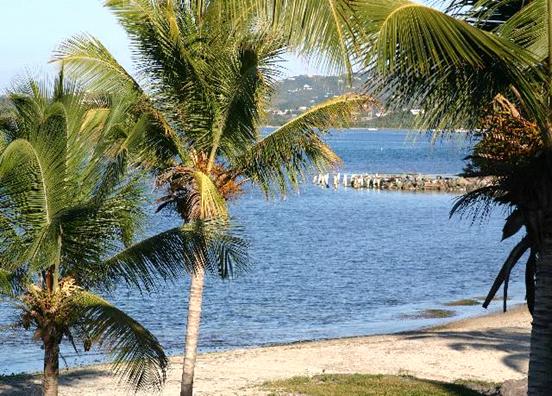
(267, 74), (418, 128)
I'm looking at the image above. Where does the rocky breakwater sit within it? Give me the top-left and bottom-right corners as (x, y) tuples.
(313, 173), (489, 193)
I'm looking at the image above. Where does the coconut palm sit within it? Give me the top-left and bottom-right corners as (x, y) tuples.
(351, 0), (552, 393)
(0, 71), (248, 396)
(451, 95), (541, 313)
(53, 1), (369, 395)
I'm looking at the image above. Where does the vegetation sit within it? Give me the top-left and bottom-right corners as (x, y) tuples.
(54, 2), (369, 395)
(444, 299), (480, 307)
(4, 0), (551, 395)
(403, 309), (456, 319)
(354, 0), (552, 393)
(264, 374), (487, 396)
(0, 73), (206, 395)
(267, 74), (409, 128)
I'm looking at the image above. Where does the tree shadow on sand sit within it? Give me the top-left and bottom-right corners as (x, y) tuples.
(403, 327), (530, 374)
(0, 367), (114, 396)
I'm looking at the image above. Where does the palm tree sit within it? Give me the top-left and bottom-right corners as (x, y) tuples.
(0, 71), (247, 396)
(451, 94), (541, 313)
(351, 0), (552, 394)
(53, 2), (369, 395)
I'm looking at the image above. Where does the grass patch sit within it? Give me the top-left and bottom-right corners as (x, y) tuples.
(264, 374), (486, 396)
(0, 372), (35, 381)
(402, 309), (456, 319)
(444, 299), (480, 307)
(454, 379), (501, 395)
(474, 296), (510, 302)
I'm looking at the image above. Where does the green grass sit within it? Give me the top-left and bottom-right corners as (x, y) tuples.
(0, 372), (35, 381)
(402, 309), (456, 319)
(474, 296), (510, 302)
(444, 299), (480, 307)
(264, 374), (486, 396)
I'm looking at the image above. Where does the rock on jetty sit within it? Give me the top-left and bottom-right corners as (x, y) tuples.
(312, 173), (489, 193)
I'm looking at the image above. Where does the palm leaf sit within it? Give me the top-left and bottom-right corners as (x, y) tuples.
(361, 0), (546, 134)
(0, 269), (15, 298)
(52, 35), (188, 165)
(53, 34), (139, 94)
(236, 94), (370, 197)
(201, 220), (250, 279)
(86, 226), (194, 291)
(194, 171), (228, 220)
(226, 0), (362, 78)
(497, 0), (547, 60)
(213, 30), (284, 163)
(89, 220), (249, 292)
(73, 291), (167, 391)
(482, 235), (530, 310)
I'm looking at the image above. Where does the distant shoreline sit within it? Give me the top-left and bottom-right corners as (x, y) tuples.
(263, 126), (473, 133)
(263, 125), (416, 131)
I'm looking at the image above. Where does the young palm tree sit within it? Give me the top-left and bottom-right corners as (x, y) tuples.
(352, 0), (552, 394)
(54, 2), (369, 395)
(0, 72), (247, 396)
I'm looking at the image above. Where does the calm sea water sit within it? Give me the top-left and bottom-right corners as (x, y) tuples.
(0, 129), (526, 375)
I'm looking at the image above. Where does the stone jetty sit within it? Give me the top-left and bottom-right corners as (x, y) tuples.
(313, 173), (489, 193)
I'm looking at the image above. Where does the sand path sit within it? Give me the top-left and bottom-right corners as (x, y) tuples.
(0, 306), (531, 395)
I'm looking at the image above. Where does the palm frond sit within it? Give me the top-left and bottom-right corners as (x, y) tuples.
(201, 220), (250, 279)
(361, 0), (546, 135)
(236, 94), (371, 197)
(88, 220), (249, 291)
(497, 0), (546, 60)
(73, 291), (167, 391)
(85, 226), (191, 291)
(0, 269), (17, 298)
(194, 171), (228, 220)
(227, 0), (363, 78)
(52, 34), (139, 94)
(214, 30), (285, 163)
(450, 185), (503, 223)
(447, 0), (529, 30)
(52, 35), (188, 165)
(157, 166), (229, 221)
(0, 139), (60, 271)
(482, 236), (531, 310)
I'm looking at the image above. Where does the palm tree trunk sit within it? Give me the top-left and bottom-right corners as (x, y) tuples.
(43, 329), (60, 396)
(180, 267), (205, 396)
(531, 0), (552, 391)
(528, 238), (552, 395)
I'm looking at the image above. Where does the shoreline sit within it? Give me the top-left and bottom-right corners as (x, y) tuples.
(0, 304), (531, 395)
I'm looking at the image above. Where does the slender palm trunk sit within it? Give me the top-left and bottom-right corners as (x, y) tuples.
(180, 267), (205, 396)
(43, 328), (60, 396)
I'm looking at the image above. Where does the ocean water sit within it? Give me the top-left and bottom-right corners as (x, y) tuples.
(0, 129), (526, 375)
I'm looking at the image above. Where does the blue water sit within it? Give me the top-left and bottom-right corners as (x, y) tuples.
(0, 130), (525, 375)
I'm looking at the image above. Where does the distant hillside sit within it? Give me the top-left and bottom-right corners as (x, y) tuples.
(267, 74), (418, 128)
(1, 79), (419, 129)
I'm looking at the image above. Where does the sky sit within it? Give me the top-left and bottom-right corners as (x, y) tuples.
(0, 0), (326, 91)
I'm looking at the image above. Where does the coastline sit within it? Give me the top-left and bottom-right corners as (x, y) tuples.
(0, 304), (531, 395)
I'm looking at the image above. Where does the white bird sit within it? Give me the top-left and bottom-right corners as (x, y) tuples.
(332, 174), (339, 189)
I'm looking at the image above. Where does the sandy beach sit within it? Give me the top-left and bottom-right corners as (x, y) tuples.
(0, 305), (531, 395)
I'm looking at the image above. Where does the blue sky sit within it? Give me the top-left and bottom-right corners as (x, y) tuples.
(0, 0), (325, 91)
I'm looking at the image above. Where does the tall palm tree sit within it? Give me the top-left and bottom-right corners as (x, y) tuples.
(352, 0), (552, 394)
(0, 72), (247, 396)
(54, 1), (369, 395)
